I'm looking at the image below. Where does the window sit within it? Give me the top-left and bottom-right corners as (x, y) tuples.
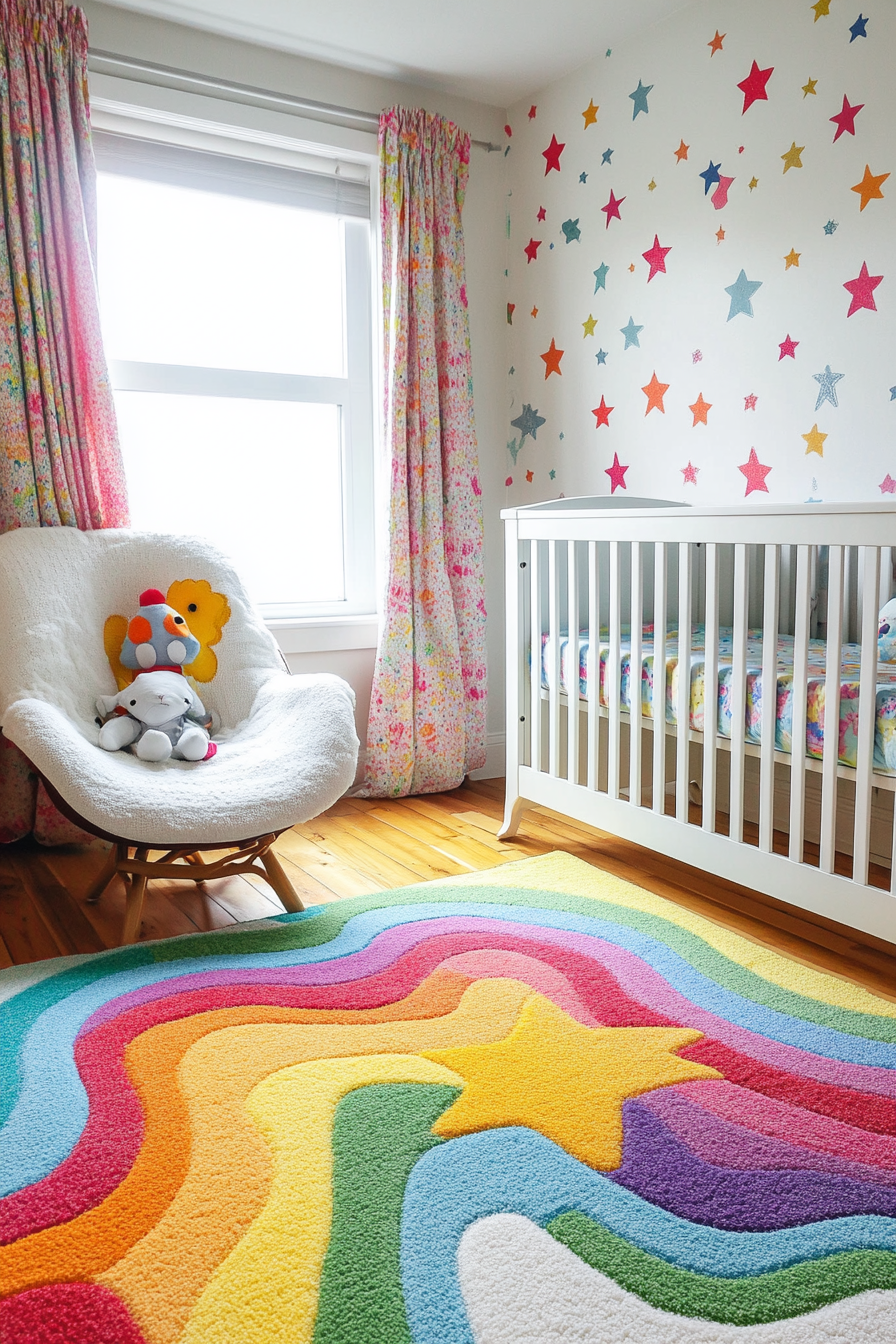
(95, 132), (375, 620)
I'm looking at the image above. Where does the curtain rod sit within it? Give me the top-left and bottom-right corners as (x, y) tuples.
(88, 49), (503, 153)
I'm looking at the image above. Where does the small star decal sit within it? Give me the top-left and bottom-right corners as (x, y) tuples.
(812, 0), (831, 16)
(592, 395), (614, 427)
(725, 268), (762, 320)
(879, 474), (896, 494)
(843, 261), (883, 317)
(830, 95), (864, 142)
(849, 14), (868, 42)
(711, 175), (735, 209)
(536, 206), (547, 222)
(692, 349), (703, 363)
(674, 139), (689, 163)
(648, 179), (657, 191)
(689, 393), (712, 426)
(642, 234), (672, 281)
(779, 334), (799, 360)
(524, 238), (542, 263)
(531, 306), (538, 318)
(823, 219), (838, 235)
(681, 461), (700, 484)
(541, 338), (564, 378)
(579, 171), (588, 184)
(601, 147), (614, 165)
(716, 227), (726, 243)
(542, 134), (565, 174)
(507, 304), (515, 325)
(738, 447), (772, 496)
(813, 365), (844, 410)
(708, 31), (725, 56)
(620, 316), (644, 349)
(629, 263), (636, 272)
(748, 176), (759, 190)
(629, 79), (653, 119)
(699, 159), (721, 194)
(528, 105), (537, 119)
(802, 424), (827, 456)
(737, 60), (774, 114)
(505, 475), (513, 486)
(642, 371), (669, 414)
(744, 393), (758, 411)
(605, 452), (629, 493)
(511, 404), (546, 444)
(784, 248), (801, 269)
(562, 217), (582, 243)
(781, 141), (804, 172)
(526, 469), (534, 483)
(852, 165), (889, 211)
(595, 348), (608, 365)
(582, 314), (597, 337)
(549, 469), (556, 480)
(890, 387), (896, 401)
(582, 100), (599, 128)
(509, 366), (515, 375)
(593, 262), (609, 292)
(802, 77), (818, 97)
(601, 189), (625, 227)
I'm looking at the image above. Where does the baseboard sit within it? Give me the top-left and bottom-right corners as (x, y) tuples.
(469, 732), (506, 780)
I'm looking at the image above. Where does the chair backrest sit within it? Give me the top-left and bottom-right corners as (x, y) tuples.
(0, 528), (285, 738)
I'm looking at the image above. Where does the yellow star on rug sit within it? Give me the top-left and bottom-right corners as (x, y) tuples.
(422, 995), (721, 1170)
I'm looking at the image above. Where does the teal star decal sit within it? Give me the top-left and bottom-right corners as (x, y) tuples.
(509, 366), (515, 375)
(593, 262), (609, 292)
(823, 219), (838, 235)
(559, 432), (565, 440)
(511, 404), (546, 444)
(629, 79), (653, 119)
(579, 171), (588, 183)
(562, 217), (582, 243)
(596, 348), (608, 364)
(507, 437), (521, 464)
(620, 316), (644, 349)
(890, 386), (896, 400)
(813, 365), (844, 410)
(549, 469), (556, 480)
(601, 147), (614, 165)
(725, 269), (762, 320)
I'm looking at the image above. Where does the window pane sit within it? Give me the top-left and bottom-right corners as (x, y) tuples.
(97, 174), (345, 377)
(114, 392), (345, 607)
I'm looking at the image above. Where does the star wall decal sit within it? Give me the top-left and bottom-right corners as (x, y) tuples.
(648, 178), (657, 191)
(880, 474), (896, 494)
(579, 171), (588, 183)
(524, 238), (542, 263)
(562, 217), (582, 243)
(549, 469), (556, 480)
(830, 95), (864, 142)
(852, 165), (889, 211)
(890, 387), (896, 400)
(541, 338), (564, 377)
(737, 60), (774, 113)
(779, 334), (799, 359)
(582, 314), (597, 337)
(681, 461), (700, 484)
(537, 206), (547, 222)
(605, 453), (629, 493)
(711, 175), (735, 209)
(629, 79), (653, 119)
(507, 437), (521, 463)
(784, 248), (801, 269)
(601, 189), (625, 227)
(596, 348), (608, 364)
(511, 403), (546, 444)
(620, 316), (644, 349)
(602, 147), (614, 165)
(699, 159), (721, 194)
(802, 77), (818, 97)
(593, 262), (609, 292)
(725, 268), (762, 320)
(642, 371), (669, 414)
(708, 31), (725, 56)
(802, 424), (827, 456)
(542, 134), (565, 174)
(505, 475), (513, 486)
(813, 365), (844, 410)
(689, 393), (712, 425)
(744, 392), (758, 411)
(716, 227), (726, 243)
(781, 142), (804, 172)
(812, 0), (831, 17)
(749, 176), (759, 190)
(823, 219), (838, 235)
(849, 14), (868, 41)
(592, 395), (614, 427)
(582, 99), (599, 128)
(531, 306), (538, 318)
(674, 139), (689, 162)
(843, 261), (883, 316)
(692, 349), (703, 363)
(528, 105), (537, 119)
(507, 304), (515, 324)
(738, 447), (772, 496)
(642, 234), (671, 280)
(526, 469), (534, 483)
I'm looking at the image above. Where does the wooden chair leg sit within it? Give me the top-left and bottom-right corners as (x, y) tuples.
(85, 842), (121, 904)
(259, 847), (304, 913)
(121, 848), (149, 944)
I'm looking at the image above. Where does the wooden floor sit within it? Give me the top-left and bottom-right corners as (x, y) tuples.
(0, 777), (893, 1000)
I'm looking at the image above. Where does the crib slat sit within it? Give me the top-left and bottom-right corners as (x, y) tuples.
(629, 542), (643, 808)
(853, 546), (881, 885)
(587, 540), (599, 790)
(819, 545), (844, 873)
(530, 539), (542, 774)
(788, 546), (812, 863)
(676, 543), (692, 823)
(653, 543), (667, 814)
(607, 541), (622, 799)
(729, 544), (749, 843)
(702, 544), (719, 834)
(758, 546), (780, 853)
(567, 540), (580, 786)
(548, 540), (561, 777)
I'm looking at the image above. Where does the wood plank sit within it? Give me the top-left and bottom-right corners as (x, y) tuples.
(293, 817), (426, 889)
(274, 828), (388, 897)
(0, 856), (65, 964)
(326, 811), (470, 881)
(7, 849), (105, 956)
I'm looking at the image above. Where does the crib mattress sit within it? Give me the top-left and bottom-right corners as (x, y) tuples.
(540, 626), (896, 774)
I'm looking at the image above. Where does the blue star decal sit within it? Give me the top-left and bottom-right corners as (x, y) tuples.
(724, 269), (763, 320)
(593, 262), (609, 292)
(629, 79), (653, 119)
(823, 219), (839, 235)
(890, 386), (896, 401)
(509, 366), (515, 375)
(596, 348), (608, 365)
(579, 171), (588, 183)
(620, 316), (644, 349)
(559, 432), (565, 440)
(813, 365), (844, 410)
(562, 217), (582, 243)
(601, 147), (614, 165)
(849, 13), (868, 41)
(549, 469), (557, 480)
(507, 437), (521, 464)
(699, 160), (721, 194)
(511, 404), (546, 444)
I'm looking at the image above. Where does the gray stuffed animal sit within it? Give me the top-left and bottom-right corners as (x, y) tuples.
(97, 671), (216, 762)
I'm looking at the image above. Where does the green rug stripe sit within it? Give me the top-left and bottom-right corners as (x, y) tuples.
(547, 1210), (896, 1326)
(313, 1083), (459, 1344)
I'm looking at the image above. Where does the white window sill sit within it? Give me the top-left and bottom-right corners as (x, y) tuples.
(266, 614), (379, 654)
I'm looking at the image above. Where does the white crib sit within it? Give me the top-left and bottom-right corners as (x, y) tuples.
(499, 497), (896, 944)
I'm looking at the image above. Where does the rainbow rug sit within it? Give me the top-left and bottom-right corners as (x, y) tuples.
(0, 853), (894, 1343)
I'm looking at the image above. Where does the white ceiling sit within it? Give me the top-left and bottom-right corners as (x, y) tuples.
(97, 0), (692, 106)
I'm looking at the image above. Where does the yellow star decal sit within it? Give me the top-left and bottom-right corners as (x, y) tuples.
(802, 77), (818, 97)
(648, 178), (657, 191)
(749, 176), (759, 190)
(582, 314), (598, 337)
(811, 0), (831, 19)
(781, 142), (804, 173)
(422, 995), (722, 1170)
(784, 248), (801, 269)
(802, 424), (827, 457)
(582, 99), (599, 128)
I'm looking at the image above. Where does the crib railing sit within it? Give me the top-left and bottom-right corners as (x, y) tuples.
(501, 500), (896, 943)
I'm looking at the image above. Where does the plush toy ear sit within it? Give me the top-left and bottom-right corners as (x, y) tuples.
(167, 579), (231, 683)
(103, 615), (135, 691)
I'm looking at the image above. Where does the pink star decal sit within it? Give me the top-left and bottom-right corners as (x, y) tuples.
(528, 105), (537, 120)
(879, 474), (896, 495)
(744, 393), (758, 411)
(738, 447), (772, 496)
(542, 134), (565, 174)
(642, 234), (671, 280)
(601, 189), (625, 228)
(681, 461), (700, 485)
(843, 260), (883, 317)
(830, 95), (864, 142)
(778, 334), (799, 360)
(536, 206), (546, 222)
(711, 175), (735, 209)
(592, 395), (614, 427)
(505, 476), (513, 487)
(737, 60), (774, 114)
(605, 452), (629, 493)
(524, 238), (542, 263)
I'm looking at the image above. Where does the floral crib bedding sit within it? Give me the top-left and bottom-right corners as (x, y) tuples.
(540, 625), (896, 775)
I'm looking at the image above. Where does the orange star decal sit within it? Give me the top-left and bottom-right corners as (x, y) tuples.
(642, 371), (669, 415)
(708, 30), (725, 55)
(674, 139), (689, 163)
(689, 393), (712, 426)
(851, 164), (889, 212)
(540, 338), (564, 378)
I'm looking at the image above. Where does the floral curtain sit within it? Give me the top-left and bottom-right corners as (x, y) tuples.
(362, 107), (487, 798)
(1, 0), (128, 843)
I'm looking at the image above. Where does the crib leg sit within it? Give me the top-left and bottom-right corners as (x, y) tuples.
(498, 794), (528, 839)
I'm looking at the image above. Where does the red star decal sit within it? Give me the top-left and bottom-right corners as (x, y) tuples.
(737, 60), (774, 114)
(528, 105), (537, 119)
(601, 189), (625, 228)
(744, 393), (758, 411)
(689, 393), (711, 426)
(674, 139), (689, 163)
(525, 469), (534, 483)
(843, 261), (883, 317)
(879, 474), (896, 495)
(642, 234), (672, 281)
(536, 206), (547, 222)
(524, 238), (542, 264)
(738, 447), (772, 496)
(542, 134), (565, 174)
(592, 396), (614, 427)
(605, 452), (629, 493)
(830, 95), (864, 142)
(540, 338), (564, 378)
(711, 175), (735, 209)
(778, 334), (799, 360)
(681, 461), (700, 484)
(708, 31), (725, 56)
(642, 371), (669, 415)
